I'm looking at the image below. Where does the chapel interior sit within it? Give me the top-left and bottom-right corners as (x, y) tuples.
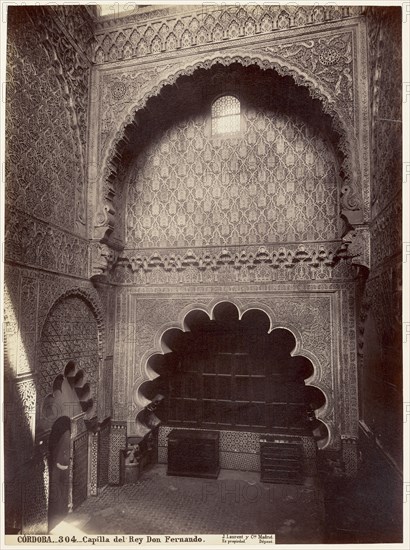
(3, 3), (403, 543)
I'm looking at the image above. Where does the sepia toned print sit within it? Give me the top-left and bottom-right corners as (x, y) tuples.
(2, 2), (405, 547)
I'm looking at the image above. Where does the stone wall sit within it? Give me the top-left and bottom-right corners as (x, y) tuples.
(359, 7), (402, 471)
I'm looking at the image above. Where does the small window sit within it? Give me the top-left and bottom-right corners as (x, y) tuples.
(212, 95), (240, 136)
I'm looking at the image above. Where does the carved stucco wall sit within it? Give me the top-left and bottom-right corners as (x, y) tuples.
(359, 7), (402, 469)
(125, 105), (340, 249)
(4, 6), (106, 532)
(2, 7), (378, 525)
(5, 6), (92, 237)
(3, 261), (108, 532)
(37, 296), (100, 419)
(93, 4), (364, 67)
(89, 8), (370, 241)
(112, 281), (358, 452)
(3, 266), (110, 428)
(94, 6), (368, 458)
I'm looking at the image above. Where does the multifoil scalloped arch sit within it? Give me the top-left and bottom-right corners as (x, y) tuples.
(35, 287), (106, 435)
(131, 298), (334, 449)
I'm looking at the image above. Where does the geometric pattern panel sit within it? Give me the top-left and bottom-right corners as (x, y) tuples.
(159, 426), (316, 455)
(38, 296), (99, 407)
(158, 446), (168, 464)
(127, 108), (339, 248)
(98, 421), (111, 489)
(93, 4), (362, 66)
(5, 7), (89, 234)
(220, 452), (260, 472)
(89, 433), (99, 496)
(108, 423), (127, 485)
(159, 426), (261, 453)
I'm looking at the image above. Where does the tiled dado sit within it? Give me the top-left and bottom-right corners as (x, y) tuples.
(158, 426), (317, 474)
(109, 422), (127, 485)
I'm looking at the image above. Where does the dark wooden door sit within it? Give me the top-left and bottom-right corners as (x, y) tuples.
(48, 418), (71, 531)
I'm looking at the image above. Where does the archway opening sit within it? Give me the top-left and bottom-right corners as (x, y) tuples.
(143, 304), (326, 439)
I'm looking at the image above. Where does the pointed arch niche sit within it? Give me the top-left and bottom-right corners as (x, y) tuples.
(135, 301), (330, 450)
(93, 58), (364, 252)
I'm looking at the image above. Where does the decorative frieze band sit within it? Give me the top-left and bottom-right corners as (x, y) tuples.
(113, 243), (358, 284)
(93, 4), (363, 65)
(5, 208), (89, 278)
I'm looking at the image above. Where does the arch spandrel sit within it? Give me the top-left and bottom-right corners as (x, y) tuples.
(93, 48), (364, 241)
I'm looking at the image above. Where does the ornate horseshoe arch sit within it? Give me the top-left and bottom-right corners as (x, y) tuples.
(93, 51), (363, 243)
(36, 288), (106, 432)
(130, 298), (336, 449)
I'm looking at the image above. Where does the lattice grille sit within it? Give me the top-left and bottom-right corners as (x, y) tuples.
(212, 95), (240, 135)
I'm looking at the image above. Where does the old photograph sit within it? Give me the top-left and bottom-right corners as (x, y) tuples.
(1, 1), (407, 547)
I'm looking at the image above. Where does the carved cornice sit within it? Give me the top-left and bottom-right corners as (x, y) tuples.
(111, 243), (358, 285)
(125, 243), (342, 269)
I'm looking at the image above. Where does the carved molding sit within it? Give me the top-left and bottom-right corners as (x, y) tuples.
(113, 243), (358, 285)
